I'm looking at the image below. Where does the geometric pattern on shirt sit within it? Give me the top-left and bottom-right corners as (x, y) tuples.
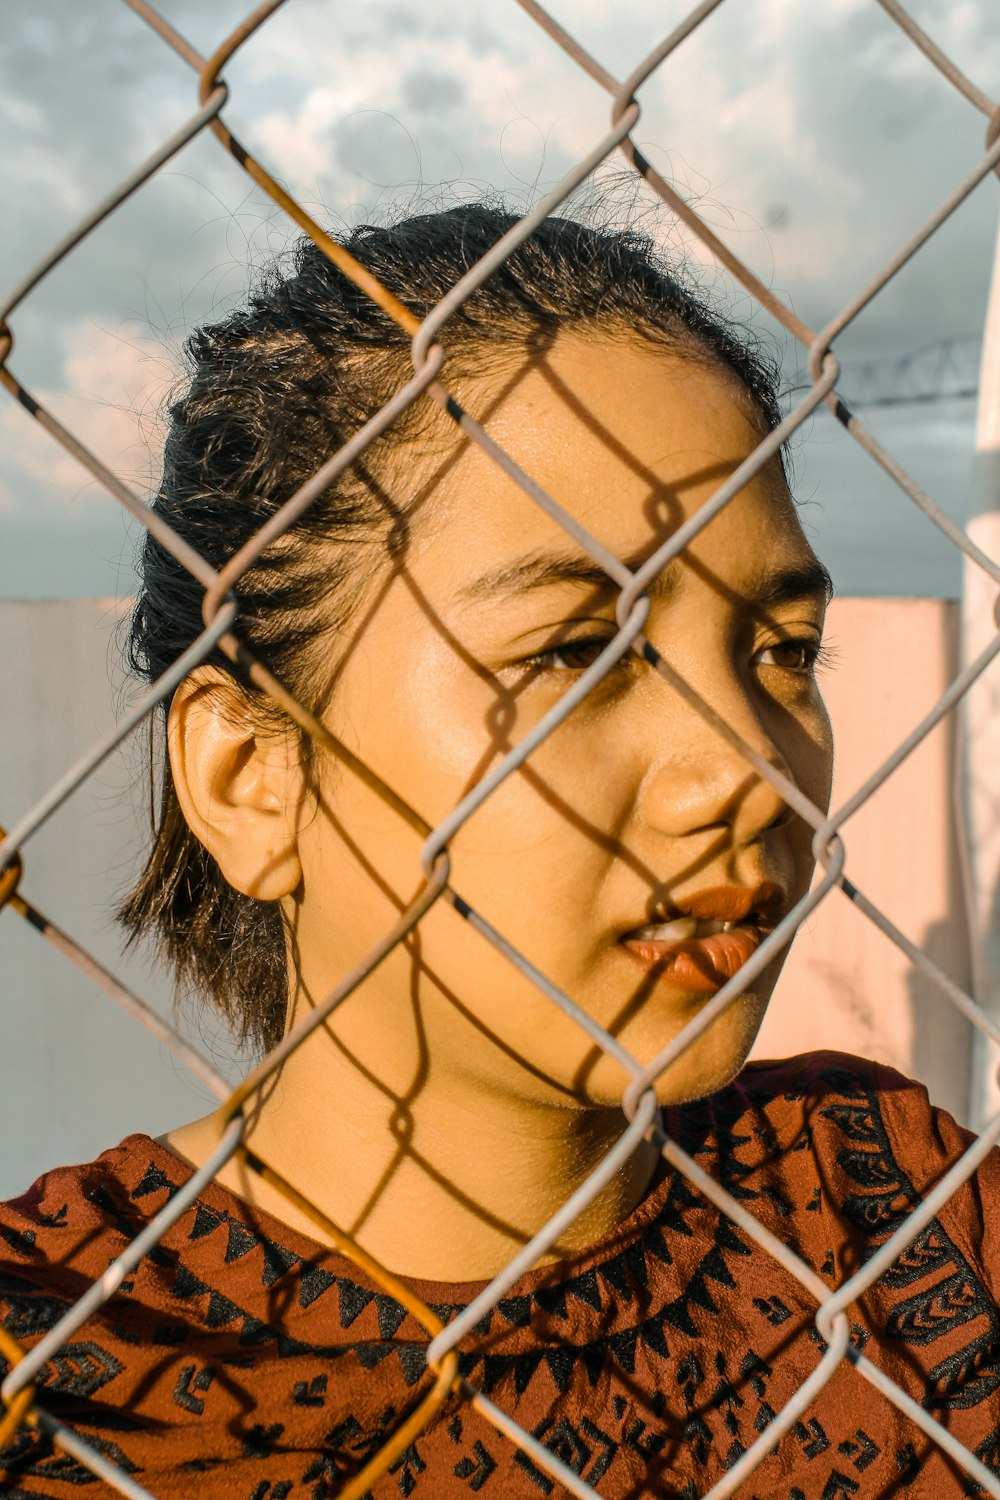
(4, 1057), (1000, 1498)
(817, 1065), (1000, 1412)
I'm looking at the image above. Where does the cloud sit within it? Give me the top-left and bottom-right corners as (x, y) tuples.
(0, 0), (995, 596)
(0, 318), (173, 515)
(5, 0), (994, 342)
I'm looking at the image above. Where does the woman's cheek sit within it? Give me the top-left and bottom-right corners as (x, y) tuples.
(796, 699), (834, 811)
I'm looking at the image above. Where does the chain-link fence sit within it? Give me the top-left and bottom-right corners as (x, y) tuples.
(1, 1), (999, 1495)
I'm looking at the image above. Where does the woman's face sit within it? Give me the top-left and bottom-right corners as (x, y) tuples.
(286, 335), (834, 1108)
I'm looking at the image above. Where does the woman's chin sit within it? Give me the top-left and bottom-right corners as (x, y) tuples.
(623, 988), (771, 1111)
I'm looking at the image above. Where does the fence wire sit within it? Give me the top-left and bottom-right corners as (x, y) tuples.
(1, 1), (999, 1496)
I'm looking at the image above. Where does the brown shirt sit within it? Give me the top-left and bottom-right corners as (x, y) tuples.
(2, 1052), (1000, 1499)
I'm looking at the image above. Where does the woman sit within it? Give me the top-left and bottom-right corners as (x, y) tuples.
(2, 203), (998, 1498)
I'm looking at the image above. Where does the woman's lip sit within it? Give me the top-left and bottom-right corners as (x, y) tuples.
(620, 925), (767, 995)
(650, 881), (785, 925)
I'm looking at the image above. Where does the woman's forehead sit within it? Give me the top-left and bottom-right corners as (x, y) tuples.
(413, 334), (813, 596)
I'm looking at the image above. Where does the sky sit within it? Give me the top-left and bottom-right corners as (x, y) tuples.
(1, 0), (998, 600)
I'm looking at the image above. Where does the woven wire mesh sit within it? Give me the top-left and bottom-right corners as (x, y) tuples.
(1, 1), (999, 1495)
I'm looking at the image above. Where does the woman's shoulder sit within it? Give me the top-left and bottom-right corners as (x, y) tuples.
(693, 1049), (999, 1273)
(2, 1134), (166, 1278)
(737, 1045), (940, 1102)
(706, 1047), (982, 1190)
(0, 1131), (355, 1315)
(728, 1047), (967, 1143)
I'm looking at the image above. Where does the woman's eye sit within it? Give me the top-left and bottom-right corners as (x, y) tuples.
(755, 637), (824, 674)
(526, 636), (615, 673)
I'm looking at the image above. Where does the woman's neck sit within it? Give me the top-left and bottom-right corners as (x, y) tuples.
(163, 1029), (660, 1283)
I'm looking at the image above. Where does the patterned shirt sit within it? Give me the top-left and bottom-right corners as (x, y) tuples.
(2, 1051), (999, 1498)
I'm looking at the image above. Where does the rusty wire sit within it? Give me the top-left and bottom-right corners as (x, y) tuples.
(1, 1), (999, 1496)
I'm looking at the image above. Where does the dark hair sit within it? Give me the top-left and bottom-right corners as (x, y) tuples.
(119, 200), (785, 1054)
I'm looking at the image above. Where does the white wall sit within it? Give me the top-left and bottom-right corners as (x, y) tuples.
(0, 597), (987, 1198)
(0, 600), (246, 1198)
(754, 597), (979, 1125)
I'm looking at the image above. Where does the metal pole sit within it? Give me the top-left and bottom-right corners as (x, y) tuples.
(963, 208), (1000, 1130)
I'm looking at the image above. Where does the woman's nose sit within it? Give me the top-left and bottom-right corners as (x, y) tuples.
(636, 680), (793, 846)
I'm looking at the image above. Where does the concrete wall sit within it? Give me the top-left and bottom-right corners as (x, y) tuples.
(0, 597), (980, 1197)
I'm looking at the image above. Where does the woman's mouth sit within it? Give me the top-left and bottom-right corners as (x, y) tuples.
(619, 916), (768, 994)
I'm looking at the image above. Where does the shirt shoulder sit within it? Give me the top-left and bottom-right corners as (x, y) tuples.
(704, 1050), (1000, 1293)
(720, 1047), (968, 1151)
(733, 1047), (980, 1180)
(1, 1134), (163, 1280)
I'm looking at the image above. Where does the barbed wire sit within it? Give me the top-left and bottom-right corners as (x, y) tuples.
(785, 335), (984, 409)
(1, 1), (999, 1496)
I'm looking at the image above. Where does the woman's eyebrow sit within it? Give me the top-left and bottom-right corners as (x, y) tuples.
(459, 549), (621, 604)
(458, 549), (833, 608)
(751, 558), (835, 609)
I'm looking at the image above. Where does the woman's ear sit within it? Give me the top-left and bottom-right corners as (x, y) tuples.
(167, 672), (305, 901)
